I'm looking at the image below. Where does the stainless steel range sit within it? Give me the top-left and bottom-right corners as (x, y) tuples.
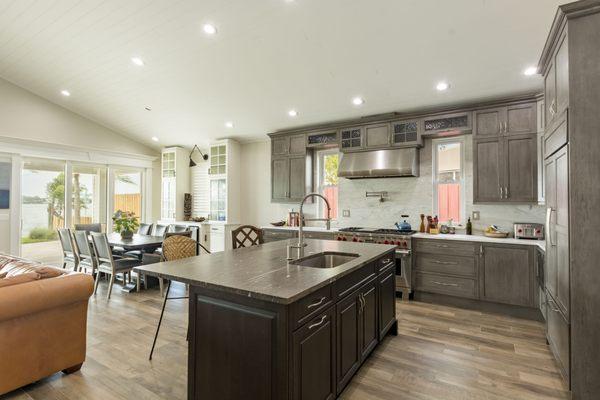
(337, 227), (414, 300)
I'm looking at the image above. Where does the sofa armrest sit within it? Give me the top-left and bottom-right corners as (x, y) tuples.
(0, 273), (94, 322)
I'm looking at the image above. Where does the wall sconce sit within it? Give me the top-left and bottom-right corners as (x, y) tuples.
(189, 145), (209, 167)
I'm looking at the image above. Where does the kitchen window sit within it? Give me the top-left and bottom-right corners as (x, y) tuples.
(316, 149), (339, 219)
(432, 138), (465, 225)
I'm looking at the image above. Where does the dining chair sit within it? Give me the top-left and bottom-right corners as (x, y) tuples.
(169, 225), (189, 233)
(58, 228), (79, 270)
(153, 224), (169, 237)
(149, 234), (199, 360)
(138, 223), (153, 235)
(90, 232), (140, 300)
(231, 225), (264, 249)
(73, 230), (97, 276)
(74, 223), (102, 234)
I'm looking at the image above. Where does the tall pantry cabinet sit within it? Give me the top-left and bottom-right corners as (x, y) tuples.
(538, 2), (600, 399)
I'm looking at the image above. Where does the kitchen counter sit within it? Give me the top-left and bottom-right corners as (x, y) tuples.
(136, 238), (395, 304)
(413, 232), (546, 251)
(261, 226), (545, 252)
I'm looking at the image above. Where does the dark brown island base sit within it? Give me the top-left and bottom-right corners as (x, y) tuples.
(137, 239), (398, 400)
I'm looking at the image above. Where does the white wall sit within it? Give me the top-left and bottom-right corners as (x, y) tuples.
(0, 78), (156, 157)
(239, 136), (545, 234)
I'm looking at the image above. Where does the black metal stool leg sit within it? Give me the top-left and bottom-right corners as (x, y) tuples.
(149, 280), (171, 360)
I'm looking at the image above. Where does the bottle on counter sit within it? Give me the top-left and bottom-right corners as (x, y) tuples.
(466, 217), (473, 235)
(419, 214), (426, 233)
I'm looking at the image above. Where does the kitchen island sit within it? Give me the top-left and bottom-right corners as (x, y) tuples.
(136, 239), (397, 400)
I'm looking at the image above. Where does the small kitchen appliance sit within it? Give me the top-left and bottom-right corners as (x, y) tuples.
(513, 222), (544, 240)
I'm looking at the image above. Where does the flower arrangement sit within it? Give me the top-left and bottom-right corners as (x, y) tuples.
(112, 210), (139, 239)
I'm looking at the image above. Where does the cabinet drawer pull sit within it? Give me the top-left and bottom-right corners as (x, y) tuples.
(433, 244), (448, 248)
(381, 258), (393, 265)
(432, 260), (458, 265)
(307, 296), (327, 309)
(308, 315), (327, 330)
(432, 281), (459, 287)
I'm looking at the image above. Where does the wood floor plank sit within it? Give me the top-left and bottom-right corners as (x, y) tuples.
(1, 283), (568, 400)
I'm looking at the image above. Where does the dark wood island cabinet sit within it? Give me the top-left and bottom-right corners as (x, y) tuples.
(137, 239), (397, 400)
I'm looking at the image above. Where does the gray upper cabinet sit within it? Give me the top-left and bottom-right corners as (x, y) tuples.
(473, 138), (503, 202)
(271, 158), (290, 201)
(289, 134), (307, 156)
(339, 127), (364, 152)
(272, 134), (306, 156)
(289, 157), (307, 200)
(505, 135), (537, 202)
(391, 119), (422, 147)
(545, 32), (569, 129)
(270, 134), (312, 203)
(473, 101), (537, 203)
(474, 102), (536, 138)
(272, 136), (290, 157)
(364, 123), (390, 149)
(480, 244), (534, 307)
(473, 107), (504, 138)
(506, 103), (537, 135)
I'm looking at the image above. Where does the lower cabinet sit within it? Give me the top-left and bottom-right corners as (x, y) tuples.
(292, 307), (336, 400)
(335, 278), (378, 394)
(378, 266), (396, 340)
(480, 244), (534, 307)
(413, 239), (537, 309)
(546, 290), (570, 385)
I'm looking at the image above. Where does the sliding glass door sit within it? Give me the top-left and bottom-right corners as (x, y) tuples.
(71, 164), (107, 229)
(21, 159), (66, 265)
(113, 169), (143, 222)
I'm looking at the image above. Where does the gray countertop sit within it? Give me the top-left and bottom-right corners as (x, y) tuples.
(135, 239), (396, 304)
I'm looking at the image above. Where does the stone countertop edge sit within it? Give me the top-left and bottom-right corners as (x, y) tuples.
(135, 239), (397, 305)
(262, 226), (545, 251)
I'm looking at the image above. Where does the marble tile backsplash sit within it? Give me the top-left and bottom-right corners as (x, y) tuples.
(336, 136), (545, 234)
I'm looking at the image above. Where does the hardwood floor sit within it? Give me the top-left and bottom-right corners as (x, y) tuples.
(2, 282), (569, 400)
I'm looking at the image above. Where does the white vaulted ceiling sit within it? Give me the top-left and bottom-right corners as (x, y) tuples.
(0, 0), (564, 148)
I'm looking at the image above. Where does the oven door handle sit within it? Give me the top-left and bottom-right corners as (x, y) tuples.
(395, 249), (411, 257)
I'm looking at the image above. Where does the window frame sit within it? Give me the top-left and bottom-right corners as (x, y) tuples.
(432, 136), (466, 226)
(315, 148), (339, 220)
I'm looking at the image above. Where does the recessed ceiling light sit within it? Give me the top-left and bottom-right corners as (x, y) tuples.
(436, 81), (450, 91)
(225, 121), (234, 128)
(131, 57), (144, 66)
(523, 66), (537, 76)
(151, 136), (159, 142)
(288, 109), (298, 117)
(61, 90), (70, 97)
(145, 106), (152, 111)
(203, 24), (217, 35)
(352, 97), (364, 106)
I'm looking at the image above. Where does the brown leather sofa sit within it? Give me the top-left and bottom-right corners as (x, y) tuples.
(0, 254), (94, 395)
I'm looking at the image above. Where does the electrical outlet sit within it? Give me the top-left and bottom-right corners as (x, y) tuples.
(472, 211), (480, 220)
(342, 209), (351, 217)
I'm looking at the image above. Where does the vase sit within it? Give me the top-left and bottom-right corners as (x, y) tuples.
(121, 230), (133, 240)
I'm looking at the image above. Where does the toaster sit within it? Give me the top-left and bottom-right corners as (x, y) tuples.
(513, 223), (544, 240)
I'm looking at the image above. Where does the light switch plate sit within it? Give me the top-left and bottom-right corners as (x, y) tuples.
(342, 209), (350, 217)
(472, 211), (480, 220)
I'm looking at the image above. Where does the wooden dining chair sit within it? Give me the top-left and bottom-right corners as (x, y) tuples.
(231, 225), (264, 249)
(90, 232), (140, 300)
(149, 235), (198, 360)
(58, 228), (79, 270)
(73, 230), (97, 276)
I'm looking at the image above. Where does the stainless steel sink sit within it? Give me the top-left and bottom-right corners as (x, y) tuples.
(290, 252), (359, 269)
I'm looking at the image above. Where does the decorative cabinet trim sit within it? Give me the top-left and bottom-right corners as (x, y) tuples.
(339, 126), (364, 151)
(422, 111), (472, 137)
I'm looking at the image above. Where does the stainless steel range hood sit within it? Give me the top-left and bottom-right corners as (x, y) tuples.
(338, 148), (419, 179)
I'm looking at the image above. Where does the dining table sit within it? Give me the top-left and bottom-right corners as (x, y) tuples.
(100, 233), (165, 292)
